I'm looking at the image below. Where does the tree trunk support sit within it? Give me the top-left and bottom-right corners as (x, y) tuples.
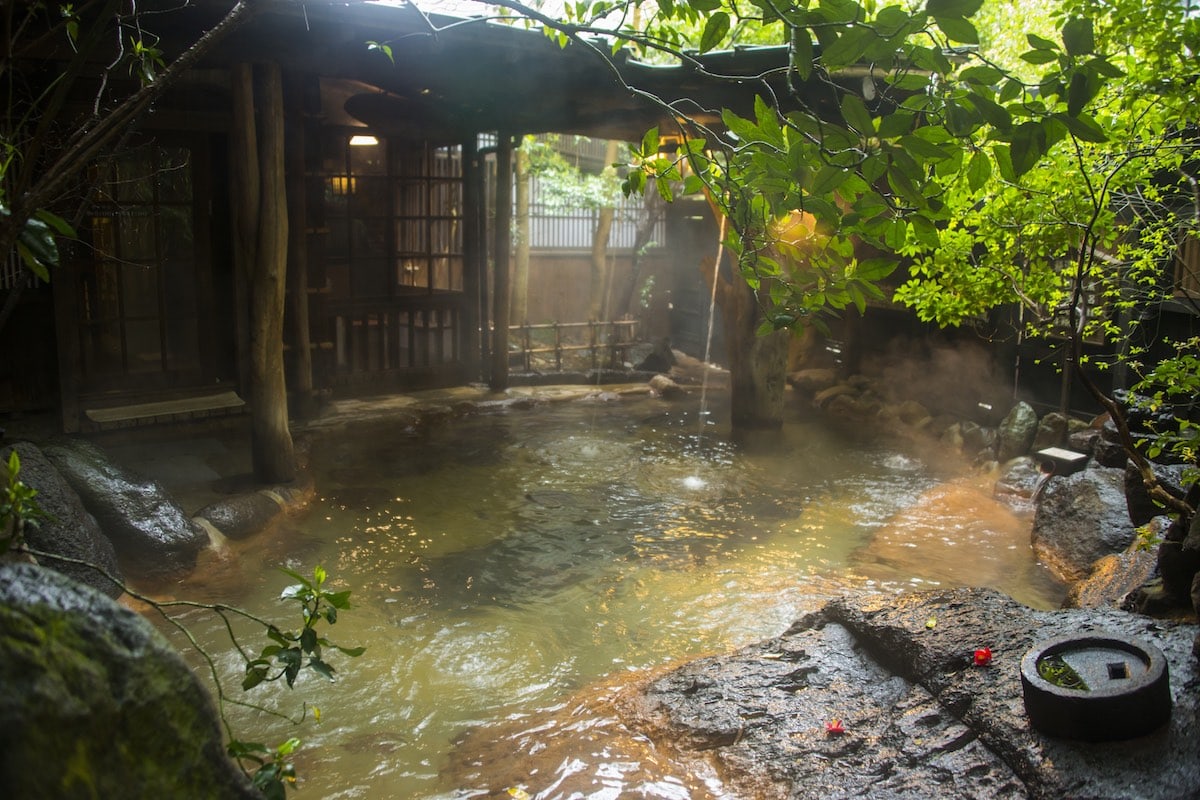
(490, 132), (514, 392)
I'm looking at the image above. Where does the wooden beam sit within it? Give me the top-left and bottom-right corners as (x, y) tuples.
(489, 133), (514, 392)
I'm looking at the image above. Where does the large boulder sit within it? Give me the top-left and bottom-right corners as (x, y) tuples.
(1124, 461), (1190, 526)
(996, 401), (1039, 462)
(41, 438), (208, 581)
(616, 588), (1199, 800)
(2, 442), (124, 597)
(1032, 466), (1137, 582)
(0, 563), (260, 799)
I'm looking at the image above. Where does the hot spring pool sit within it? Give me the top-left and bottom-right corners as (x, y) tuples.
(148, 392), (1064, 798)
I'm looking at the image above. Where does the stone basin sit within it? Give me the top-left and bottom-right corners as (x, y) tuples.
(1020, 632), (1171, 741)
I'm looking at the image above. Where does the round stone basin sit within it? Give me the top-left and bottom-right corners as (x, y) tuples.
(1020, 633), (1171, 741)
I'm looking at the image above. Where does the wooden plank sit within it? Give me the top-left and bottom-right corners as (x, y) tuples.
(85, 391), (245, 424)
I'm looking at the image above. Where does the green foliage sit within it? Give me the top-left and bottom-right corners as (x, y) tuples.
(0, 451), (44, 554)
(516, 0), (1198, 489)
(0, 205), (75, 282)
(227, 737), (300, 800)
(4, 447), (363, 797)
(1037, 653), (1090, 690)
(522, 134), (624, 211)
(241, 565), (365, 691)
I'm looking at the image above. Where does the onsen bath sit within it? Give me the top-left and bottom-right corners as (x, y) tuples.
(137, 388), (1065, 798)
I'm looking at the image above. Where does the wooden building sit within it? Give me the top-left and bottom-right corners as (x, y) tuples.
(3, 0), (812, 431)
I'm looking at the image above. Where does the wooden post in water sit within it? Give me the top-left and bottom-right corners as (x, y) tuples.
(490, 133), (514, 392)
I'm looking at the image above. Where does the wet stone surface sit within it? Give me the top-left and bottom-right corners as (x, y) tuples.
(614, 588), (1199, 800)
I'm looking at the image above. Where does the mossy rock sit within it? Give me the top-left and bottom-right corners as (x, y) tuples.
(0, 563), (259, 799)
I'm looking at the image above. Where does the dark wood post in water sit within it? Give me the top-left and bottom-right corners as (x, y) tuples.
(462, 136), (484, 380)
(283, 72), (315, 419)
(490, 133), (514, 392)
(231, 61), (296, 484)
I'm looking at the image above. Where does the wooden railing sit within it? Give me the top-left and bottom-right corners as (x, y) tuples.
(325, 294), (467, 386)
(507, 318), (638, 372)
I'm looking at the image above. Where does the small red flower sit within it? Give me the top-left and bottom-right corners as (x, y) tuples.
(973, 647), (993, 666)
(824, 718), (845, 735)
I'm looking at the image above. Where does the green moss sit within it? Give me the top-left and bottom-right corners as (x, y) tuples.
(1037, 654), (1089, 691)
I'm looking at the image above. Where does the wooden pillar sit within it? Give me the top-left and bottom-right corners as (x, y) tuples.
(461, 135), (483, 380)
(232, 61), (295, 484)
(489, 132), (514, 392)
(284, 72), (315, 419)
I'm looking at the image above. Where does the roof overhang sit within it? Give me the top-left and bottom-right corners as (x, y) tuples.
(158, 0), (865, 142)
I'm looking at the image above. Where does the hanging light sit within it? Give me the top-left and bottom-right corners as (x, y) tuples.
(349, 134), (379, 146)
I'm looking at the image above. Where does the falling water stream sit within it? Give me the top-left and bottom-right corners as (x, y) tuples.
(151, 393), (1064, 799)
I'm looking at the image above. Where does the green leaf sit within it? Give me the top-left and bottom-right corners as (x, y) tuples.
(856, 257), (898, 280)
(1020, 48), (1059, 65)
(335, 644), (367, 658)
(1061, 17), (1094, 56)
(966, 93), (1012, 129)
(309, 659), (336, 681)
(966, 150), (991, 191)
(1026, 33), (1059, 50)
(992, 143), (1015, 182)
(958, 65), (1004, 86)
(1009, 121), (1048, 177)
(899, 134), (950, 162)
(34, 209), (75, 238)
(791, 29), (813, 81)
(655, 175), (674, 203)
(840, 95), (874, 134)
(325, 589), (353, 609)
(640, 127), (660, 158)
(883, 219), (907, 250)
(876, 109), (915, 140)
(1052, 112), (1108, 143)
(16, 243), (50, 282)
(1066, 69), (1100, 116)
(909, 214), (940, 248)
(925, 0), (983, 17)
(934, 16), (978, 45)
(242, 666), (269, 691)
(699, 11), (730, 53)
(822, 26), (873, 69)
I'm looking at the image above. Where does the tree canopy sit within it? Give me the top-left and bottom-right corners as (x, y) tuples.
(488, 0), (1196, 483)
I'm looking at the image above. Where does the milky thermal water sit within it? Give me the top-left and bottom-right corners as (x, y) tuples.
(152, 393), (1063, 798)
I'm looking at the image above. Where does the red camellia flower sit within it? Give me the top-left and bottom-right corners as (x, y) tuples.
(973, 647), (993, 666)
(825, 719), (845, 735)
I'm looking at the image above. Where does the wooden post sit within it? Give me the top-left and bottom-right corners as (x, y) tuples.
(284, 72), (315, 419)
(462, 136), (484, 379)
(230, 63), (259, 400)
(490, 133), (514, 392)
(232, 61), (295, 484)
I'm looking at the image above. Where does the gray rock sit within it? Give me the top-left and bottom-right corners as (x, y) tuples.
(1064, 534), (1161, 610)
(1125, 461), (1189, 526)
(618, 588), (1199, 800)
(1032, 466), (1138, 582)
(1066, 427), (1101, 456)
(648, 373), (687, 399)
(787, 368), (839, 395)
(194, 481), (313, 541)
(1, 442), (123, 597)
(961, 420), (996, 456)
(1031, 411), (1070, 452)
(42, 438), (208, 581)
(0, 562), (259, 799)
(1094, 420), (1129, 468)
(993, 457), (1043, 509)
(997, 402), (1039, 462)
